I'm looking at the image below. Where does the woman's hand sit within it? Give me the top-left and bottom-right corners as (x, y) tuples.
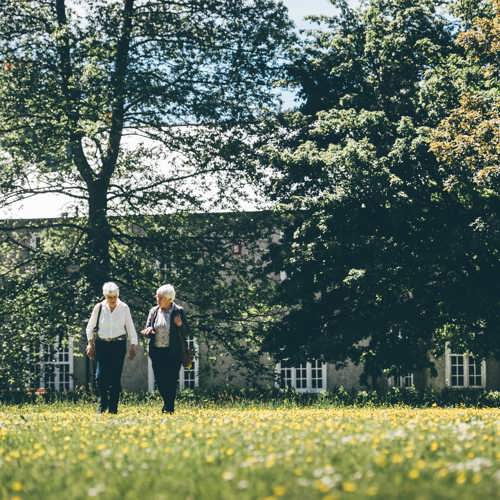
(174, 315), (183, 327)
(86, 342), (95, 360)
(141, 327), (155, 336)
(128, 345), (137, 360)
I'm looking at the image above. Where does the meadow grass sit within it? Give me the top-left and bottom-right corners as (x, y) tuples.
(0, 403), (498, 499)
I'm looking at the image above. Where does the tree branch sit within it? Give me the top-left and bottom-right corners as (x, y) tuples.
(102, 0), (135, 180)
(0, 221), (87, 232)
(54, 0), (95, 186)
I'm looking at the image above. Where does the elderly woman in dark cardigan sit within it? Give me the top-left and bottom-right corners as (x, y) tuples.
(142, 284), (190, 414)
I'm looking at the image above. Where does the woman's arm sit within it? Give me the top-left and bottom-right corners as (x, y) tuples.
(124, 305), (138, 345)
(141, 307), (156, 336)
(85, 304), (100, 342)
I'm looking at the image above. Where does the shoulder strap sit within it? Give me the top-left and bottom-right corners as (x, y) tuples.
(93, 303), (103, 338)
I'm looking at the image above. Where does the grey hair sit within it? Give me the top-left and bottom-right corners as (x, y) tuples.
(156, 284), (175, 301)
(102, 281), (120, 297)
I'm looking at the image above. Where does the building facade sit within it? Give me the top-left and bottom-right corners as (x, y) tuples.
(48, 336), (499, 394)
(4, 214), (500, 394)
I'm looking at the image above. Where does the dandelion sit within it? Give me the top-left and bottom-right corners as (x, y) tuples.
(272, 485), (286, 496)
(342, 481), (357, 493)
(11, 481), (23, 492)
(408, 469), (420, 479)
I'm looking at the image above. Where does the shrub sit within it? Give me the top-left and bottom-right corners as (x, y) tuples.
(1, 385), (499, 407)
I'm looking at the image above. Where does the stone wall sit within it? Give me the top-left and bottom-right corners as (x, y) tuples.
(326, 361), (363, 390)
(486, 359), (500, 390)
(73, 346), (500, 393)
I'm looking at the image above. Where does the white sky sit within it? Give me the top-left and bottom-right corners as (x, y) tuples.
(3, 0), (355, 219)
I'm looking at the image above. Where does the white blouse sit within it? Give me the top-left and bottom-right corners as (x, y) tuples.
(85, 299), (138, 345)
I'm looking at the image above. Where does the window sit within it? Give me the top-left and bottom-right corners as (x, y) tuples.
(451, 355), (465, 387)
(389, 373), (414, 388)
(468, 356), (483, 387)
(155, 259), (172, 282)
(445, 346), (486, 388)
(275, 360), (327, 393)
(160, 262), (169, 281)
(30, 234), (41, 250)
(147, 336), (199, 392)
(38, 337), (74, 391)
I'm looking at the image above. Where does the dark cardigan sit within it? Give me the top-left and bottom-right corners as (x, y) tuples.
(146, 302), (189, 362)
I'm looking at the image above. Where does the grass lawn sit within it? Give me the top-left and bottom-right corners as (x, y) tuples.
(0, 404), (498, 499)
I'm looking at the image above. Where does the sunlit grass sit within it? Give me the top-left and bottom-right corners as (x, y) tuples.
(0, 404), (498, 499)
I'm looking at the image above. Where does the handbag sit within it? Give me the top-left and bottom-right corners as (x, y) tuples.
(181, 335), (195, 369)
(86, 303), (102, 359)
(173, 309), (195, 369)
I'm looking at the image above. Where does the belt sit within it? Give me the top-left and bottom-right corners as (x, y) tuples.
(96, 334), (127, 342)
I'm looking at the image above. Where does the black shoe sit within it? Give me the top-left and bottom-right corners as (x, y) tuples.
(108, 409), (118, 414)
(161, 406), (174, 414)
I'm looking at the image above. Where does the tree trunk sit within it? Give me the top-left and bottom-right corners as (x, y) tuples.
(87, 181), (112, 297)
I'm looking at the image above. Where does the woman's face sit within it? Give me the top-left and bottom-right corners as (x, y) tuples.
(157, 294), (173, 309)
(105, 294), (118, 308)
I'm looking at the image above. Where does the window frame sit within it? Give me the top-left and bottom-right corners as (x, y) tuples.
(275, 360), (327, 393)
(30, 234), (42, 250)
(38, 336), (74, 391)
(445, 344), (486, 388)
(389, 373), (414, 388)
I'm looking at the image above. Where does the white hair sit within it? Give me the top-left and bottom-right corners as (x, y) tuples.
(156, 284), (175, 301)
(102, 282), (120, 297)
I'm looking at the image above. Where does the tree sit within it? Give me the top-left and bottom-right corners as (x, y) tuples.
(428, 0), (499, 358)
(0, 0), (292, 290)
(0, 211), (281, 394)
(261, 0), (498, 384)
(0, 0), (293, 391)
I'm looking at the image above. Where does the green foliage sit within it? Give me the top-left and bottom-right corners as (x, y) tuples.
(2, 386), (499, 408)
(0, 1), (292, 390)
(0, 211), (281, 390)
(261, 0), (499, 381)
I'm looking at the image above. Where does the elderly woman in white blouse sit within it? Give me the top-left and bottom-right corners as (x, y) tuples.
(86, 282), (138, 414)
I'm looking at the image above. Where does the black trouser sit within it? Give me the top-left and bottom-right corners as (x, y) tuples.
(150, 346), (181, 412)
(95, 338), (126, 412)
